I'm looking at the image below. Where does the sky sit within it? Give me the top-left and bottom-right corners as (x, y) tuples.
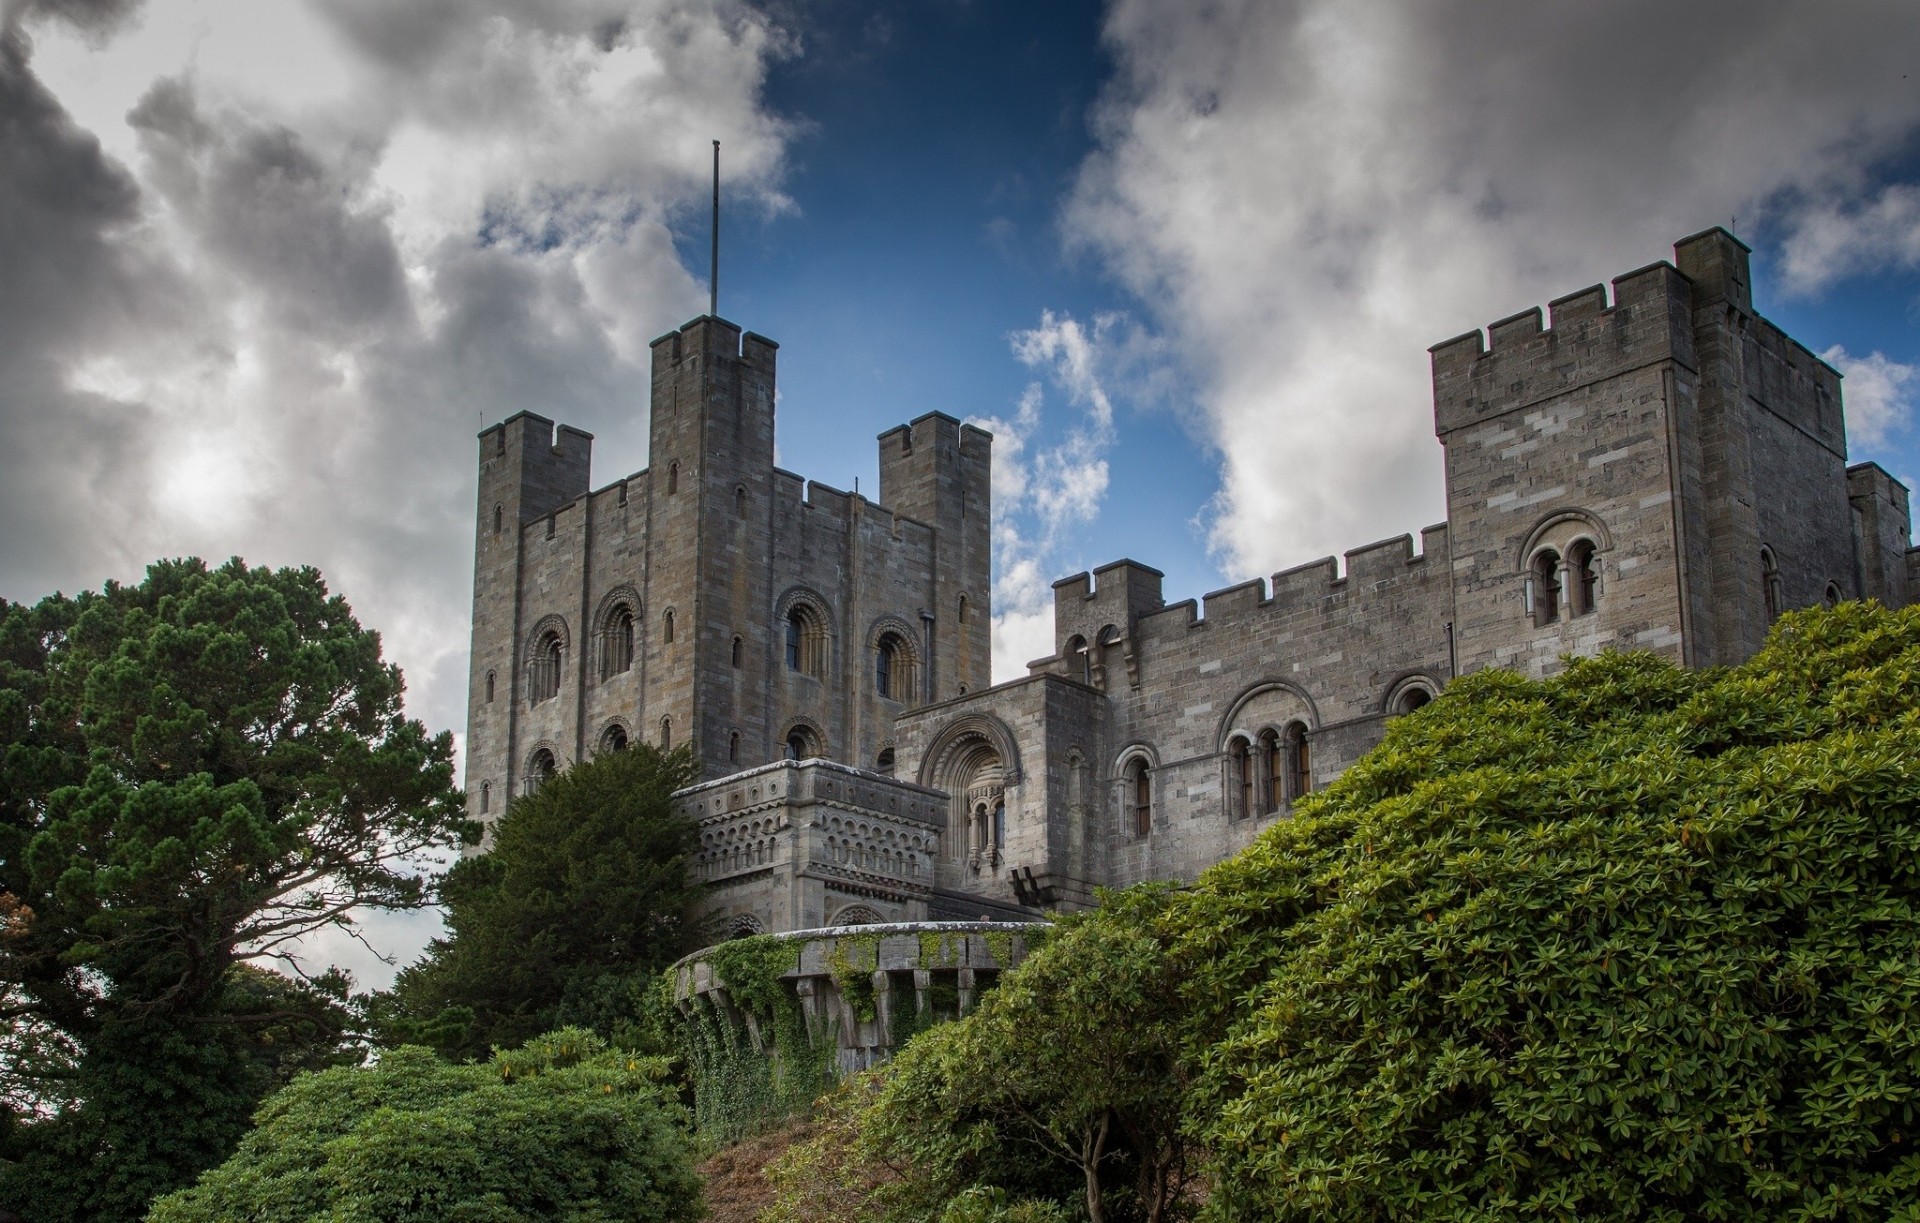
(5, 0), (1919, 984)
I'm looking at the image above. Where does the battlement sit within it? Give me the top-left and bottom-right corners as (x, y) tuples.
(1051, 559), (1165, 657)
(647, 314), (779, 376)
(477, 411), (594, 524)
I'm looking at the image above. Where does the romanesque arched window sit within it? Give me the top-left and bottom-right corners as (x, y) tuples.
(1396, 686), (1433, 715)
(1258, 728), (1281, 814)
(1284, 721), (1311, 805)
(875, 631), (913, 700)
(992, 800), (1006, 853)
(784, 600), (827, 676)
(1064, 634), (1090, 684)
(728, 731), (740, 764)
(1530, 548), (1561, 626)
(526, 748), (557, 794)
(735, 485), (747, 517)
(493, 505), (502, 535)
(1825, 581), (1841, 609)
(529, 631), (563, 704)
(667, 461), (679, 494)
(600, 605), (635, 679)
(876, 747), (896, 775)
(1228, 736), (1253, 821)
(1095, 624), (1123, 688)
(480, 781), (490, 814)
(664, 609), (675, 645)
(731, 634), (743, 667)
(1762, 547), (1783, 621)
(485, 670), (495, 703)
(1124, 756), (1152, 838)
(600, 723), (628, 753)
(1567, 539), (1598, 616)
(659, 716), (672, 749)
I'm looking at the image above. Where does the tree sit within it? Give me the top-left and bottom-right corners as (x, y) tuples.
(1172, 603), (1920, 1219)
(378, 742), (702, 1060)
(0, 558), (469, 1223)
(147, 1028), (704, 1223)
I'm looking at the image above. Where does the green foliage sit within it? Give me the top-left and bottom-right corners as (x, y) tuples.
(378, 742), (700, 1060)
(147, 1028), (703, 1223)
(680, 955), (836, 1146)
(0, 558), (468, 1222)
(1171, 602), (1920, 1219)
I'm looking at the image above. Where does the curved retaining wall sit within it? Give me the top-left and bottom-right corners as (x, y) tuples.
(672, 921), (1047, 1073)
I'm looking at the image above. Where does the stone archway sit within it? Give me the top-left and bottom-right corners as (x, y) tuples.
(921, 716), (1018, 876)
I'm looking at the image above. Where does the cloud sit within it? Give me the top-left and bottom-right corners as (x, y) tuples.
(0, 0), (795, 985)
(1067, 0), (1920, 582)
(973, 310), (1127, 680)
(1823, 345), (1916, 448)
(1781, 185), (1920, 295)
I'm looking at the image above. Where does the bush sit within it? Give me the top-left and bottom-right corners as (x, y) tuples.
(1174, 603), (1920, 1219)
(147, 1029), (702, 1223)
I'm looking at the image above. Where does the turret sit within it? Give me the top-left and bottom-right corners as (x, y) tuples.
(877, 413), (993, 697)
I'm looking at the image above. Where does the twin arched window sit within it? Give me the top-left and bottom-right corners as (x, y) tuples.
(600, 605), (636, 679)
(1530, 539), (1599, 625)
(875, 631), (914, 701)
(785, 602), (827, 676)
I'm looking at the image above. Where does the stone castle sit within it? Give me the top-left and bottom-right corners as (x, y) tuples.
(465, 227), (1919, 936)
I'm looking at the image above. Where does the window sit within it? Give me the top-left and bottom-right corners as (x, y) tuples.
(1125, 757), (1152, 837)
(527, 748), (557, 794)
(735, 485), (747, 517)
(958, 595), (968, 624)
(1259, 728), (1281, 814)
(876, 747), (895, 775)
(992, 800), (1006, 852)
(667, 461), (679, 494)
(485, 670), (495, 703)
(1064, 634), (1090, 683)
(1567, 540), (1598, 616)
(659, 717), (672, 749)
(529, 632), (563, 704)
(729, 731), (740, 764)
(600, 723), (628, 753)
(1284, 722), (1310, 804)
(784, 602), (827, 676)
(493, 505), (502, 535)
(1396, 686), (1433, 716)
(601, 606), (635, 678)
(1229, 737), (1253, 820)
(544, 514), (556, 540)
(785, 729), (809, 760)
(664, 609), (675, 644)
(731, 635), (743, 667)
(1096, 625), (1123, 688)
(480, 781), (490, 814)
(1530, 549), (1561, 626)
(875, 631), (912, 700)
(1761, 548), (1782, 621)
(1824, 581), (1842, 608)
(617, 482), (628, 506)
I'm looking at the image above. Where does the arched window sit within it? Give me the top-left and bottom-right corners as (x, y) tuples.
(1567, 540), (1598, 616)
(493, 505), (502, 535)
(664, 609), (675, 645)
(958, 595), (968, 624)
(875, 631), (912, 700)
(731, 635), (743, 667)
(526, 748), (557, 794)
(545, 514), (556, 540)
(529, 631), (563, 704)
(992, 800), (1006, 852)
(786, 727), (818, 760)
(1824, 581), (1841, 609)
(480, 781), (490, 814)
(876, 747), (895, 775)
(600, 723), (628, 753)
(601, 606), (635, 678)
(1095, 625), (1123, 688)
(1258, 728), (1281, 814)
(667, 461), (679, 494)
(485, 670), (495, 703)
(1396, 686), (1433, 716)
(1530, 549), (1561, 626)
(784, 601), (827, 676)
(1064, 634), (1090, 683)
(659, 717), (672, 749)
(1124, 757), (1152, 838)
(1229, 737), (1253, 820)
(1284, 722), (1310, 804)
(1761, 548), (1782, 621)
(728, 731), (740, 764)
(735, 485), (747, 517)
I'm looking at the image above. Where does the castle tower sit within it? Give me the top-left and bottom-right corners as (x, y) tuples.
(877, 413), (993, 699)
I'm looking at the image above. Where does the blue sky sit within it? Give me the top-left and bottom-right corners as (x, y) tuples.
(4, 0), (1918, 979)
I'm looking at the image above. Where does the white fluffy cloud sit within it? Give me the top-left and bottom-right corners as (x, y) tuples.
(1068, 0), (1920, 582)
(973, 311), (1127, 680)
(1822, 346), (1917, 449)
(1, 0), (794, 984)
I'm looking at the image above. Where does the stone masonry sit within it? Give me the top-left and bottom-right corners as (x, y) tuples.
(466, 229), (1920, 930)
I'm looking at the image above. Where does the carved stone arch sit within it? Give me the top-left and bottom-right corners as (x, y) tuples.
(523, 739), (563, 795)
(874, 739), (898, 775)
(726, 913), (765, 940)
(1216, 681), (1320, 752)
(1516, 507), (1613, 573)
(775, 585), (834, 676)
(523, 612), (571, 654)
(918, 713), (1022, 790)
(593, 584), (642, 678)
(596, 717), (635, 754)
(775, 584), (836, 623)
(1109, 740), (1161, 775)
(867, 614), (921, 703)
(780, 716), (828, 760)
(829, 904), (885, 927)
(1382, 671), (1442, 716)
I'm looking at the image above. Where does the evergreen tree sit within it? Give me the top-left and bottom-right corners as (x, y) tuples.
(378, 742), (702, 1060)
(0, 558), (469, 1223)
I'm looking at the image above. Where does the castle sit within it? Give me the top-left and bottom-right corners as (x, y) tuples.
(465, 227), (1919, 936)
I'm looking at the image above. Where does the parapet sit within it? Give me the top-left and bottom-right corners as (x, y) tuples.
(478, 411), (594, 523)
(1673, 227), (1752, 314)
(1052, 559), (1165, 654)
(648, 314), (779, 377)
(1431, 250), (1697, 437)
